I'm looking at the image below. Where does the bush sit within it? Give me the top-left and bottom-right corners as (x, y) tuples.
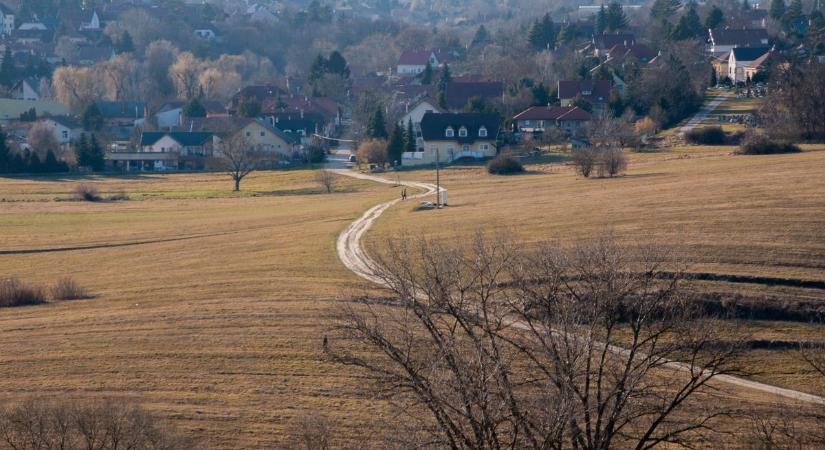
(74, 183), (101, 202)
(737, 134), (801, 155)
(571, 147), (598, 177)
(51, 277), (90, 300)
(487, 153), (524, 175)
(0, 278), (47, 307)
(0, 398), (194, 449)
(305, 146), (327, 163)
(685, 126), (727, 145)
(598, 148), (628, 177)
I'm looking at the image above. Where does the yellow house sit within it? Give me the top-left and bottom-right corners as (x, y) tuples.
(403, 112), (500, 166)
(181, 116), (299, 158)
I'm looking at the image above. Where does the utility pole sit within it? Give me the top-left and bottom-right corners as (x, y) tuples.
(435, 148), (440, 208)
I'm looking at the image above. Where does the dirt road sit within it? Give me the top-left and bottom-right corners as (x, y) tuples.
(332, 169), (825, 406)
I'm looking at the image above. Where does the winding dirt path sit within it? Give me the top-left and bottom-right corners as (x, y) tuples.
(332, 169), (825, 406)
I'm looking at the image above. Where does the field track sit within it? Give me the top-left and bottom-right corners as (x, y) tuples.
(332, 169), (825, 406)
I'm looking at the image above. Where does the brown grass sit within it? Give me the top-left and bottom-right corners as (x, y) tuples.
(50, 277), (90, 300)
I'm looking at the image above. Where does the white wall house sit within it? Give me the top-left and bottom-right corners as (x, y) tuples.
(40, 117), (82, 145)
(396, 50), (439, 76)
(728, 47), (770, 83)
(397, 98), (443, 150)
(0, 5), (14, 36)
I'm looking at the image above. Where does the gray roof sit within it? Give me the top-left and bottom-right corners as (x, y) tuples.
(141, 131), (213, 147)
(731, 47), (770, 62)
(420, 112), (500, 144)
(94, 101), (145, 119)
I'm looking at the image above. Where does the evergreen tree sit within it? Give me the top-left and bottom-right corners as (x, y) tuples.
(742, 0), (750, 10)
(308, 54), (327, 82)
(650, 0), (682, 23)
(405, 119), (416, 153)
(115, 31), (134, 54)
(437, 64), (452, 104)
(606, 1), (629, 31)
(326, 51), (350, 78)
(74, 134), (89, 169)
(183, 98), (207, 118)
(705, 6), (725, 29)
(386, 123), (405, 166)
(0, 46), (14, 87)
(87, 134), (105, 172)
(596, 4), (608, 34)
(532, 82), (551, 106)
(420, 62), (433, 84)
(672, 3), (704, 39)
(27, 150), (43, 174)
(43, 149), (67, 172)
(367, 108), (388, 139)
(0, 126), (9, 173)
(82, 104), (104, 131)
(556, 24), (572, 46)
(471, 25), (489, 46)
(528, 14), (556, 50)
(784, 0), (803, 23)
(770, 0), (785, 20)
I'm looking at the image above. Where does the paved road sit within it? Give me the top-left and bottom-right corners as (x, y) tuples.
(332, 169), (825, 406)
(324, 148), (354, 169)
(680, 91), (731, 133)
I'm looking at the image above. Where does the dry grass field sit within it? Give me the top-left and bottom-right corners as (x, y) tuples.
(1, 146), (825, 448)
(367, 144), (825, 396)
(0, 170), (400, 448)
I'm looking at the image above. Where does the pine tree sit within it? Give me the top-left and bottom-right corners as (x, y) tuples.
(596, 4), (608, 34)
(82, 104), (104, 131)
(74, 133), (89, 169)
(606, 2), (629, 31)
(308, 54), (327, 82)
(27, 151), (43, 174)
(420, 62), (433, 84)
(43, 149), (65, 173)
(0, 46), (15, 87)
(770, 0), (785, 20)
(386, 123), (405, 165)
(405, 119), (416, 153)
(650, 0), (682, 23)
(437, 64), (452, 105)
(367, 108), (388, 139)
(532, 82), (551, 106)
(528, 14), (555, 50)
(672, 3), (703, 39)
(326, 51), (350, 78)
(556, 24), (572, 46)
(705, 6), (725, 29)
(0, 125), (9, 173)
(183, 98), (207, 118)
(785, 0), (803, 23)
(116, 31), (134, 54)
(87, 134), (105, 172)
(237, 96), (262, 118)
(471, 25), (489, 46)
(742, 0), (750, 10)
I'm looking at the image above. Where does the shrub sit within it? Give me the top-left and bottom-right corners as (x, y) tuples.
(737, 134), (801, 155)
(0, 398), (194, 449)
(598, 148), (628, 177)
(74, 183), (101, 202)
(51, 277), (90, 300)
(0, 278), (47, 307)
(685, 126), (727, 145)
(107, 192), (130, 201)
(487, 153), (524, 175)
(571, 147), (598, 177)
(305, 146), (327, 163)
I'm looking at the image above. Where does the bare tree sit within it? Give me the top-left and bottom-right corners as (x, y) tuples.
(315, 169), (336, 194)
(101, 54), (141, 101)
(0, 398), (193, 450)
(355, 139), (389, 167)
(288, 412), (335, 450)
(331, 236), (744, 449)
(217, 134), (261, 192)
(27, 122), (60, 158)
(571, 147), (598, 178)
(598, 147), (628, 177)
(169, 52), (202, 100)
(52, 67), (105, 112)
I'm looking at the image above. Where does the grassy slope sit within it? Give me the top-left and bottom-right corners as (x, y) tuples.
(368, 145), (825, 395)
(0, 170), (396, 449)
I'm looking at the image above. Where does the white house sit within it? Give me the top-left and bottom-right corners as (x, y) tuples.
(397, 97), (444, 150)
(12, 78), (45, 101)
(403, 112), (500, 166)
(728, 47), (770, 83)
(708, 28), (770, 57)
(80, 10), (101, 31)
(39, 116), (82, 145)
(0, 4), (14, 36)
(154, 102), (184, 129)
(396, 50), (438, 76)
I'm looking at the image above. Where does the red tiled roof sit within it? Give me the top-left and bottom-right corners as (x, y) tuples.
(607, 42), (656, 62)
(398, 50), (433, 65)
(444, 81), (503, 109)
(709, 28), (769, 47)
(594, 32), (635, 49)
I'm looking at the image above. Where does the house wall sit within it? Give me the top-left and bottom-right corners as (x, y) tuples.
(142, 135), (182, 153)
(239, 123), (294, 156)
(397, 64), (426, 75)
(403, 139), (496, 166)
(156, 108), (182, 128)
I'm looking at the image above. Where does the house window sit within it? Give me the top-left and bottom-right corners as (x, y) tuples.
(261, 132), (265, 137)
(463, 145), (470, 152)
(478, 126), (487, 137)
(246, 131), (251, 137)
(480, 144), (489, 151)
(62, 130), (68, 139)
(445, 127), (454, 137)
(582, 90), (592, 95)
(458, 127), (467, 137)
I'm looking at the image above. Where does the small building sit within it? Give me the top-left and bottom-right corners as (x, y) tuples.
(11, 78), (45, 101)
(404, 112), (500, 166)
(154, 102), (185, 129)
(397, 97), (444, 149)
(443, 81), (503, 111)
(39, 116), (82, 145)
(396, 50), (438, 76)
(592, 32), (636, 57)
(0, 99), (69, 124)
(94, 101), (146, 127)
(512, 106), (592, 133)
(728, 47), (770, 83)
(0, 4), (15, 36)
(558, 80), (612, 114)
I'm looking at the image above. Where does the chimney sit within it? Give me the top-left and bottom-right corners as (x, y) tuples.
(189, 121), (194, 132)
(300, 109), (304, 119)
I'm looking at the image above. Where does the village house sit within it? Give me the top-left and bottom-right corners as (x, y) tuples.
(728, 47), (771, 83)
(39, 116), (82, 145)
(109, 131), (215, 172)
(512, 106), (592, 134)
(403, 112), (499, 166)
(707, 28), (770, 57)
(175, 116), (300, 161)
(396, 97), (444, 149)
(11, 77), (48, 101)
(0, 98), (69, 124)
(94, 101), (146, 127)
(591, 32), (636, 58)
(558, 80), (612, 114)
(0, 3), (15, 36)
(396, 50), (439, 76)
(443, 81), (503, 111)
